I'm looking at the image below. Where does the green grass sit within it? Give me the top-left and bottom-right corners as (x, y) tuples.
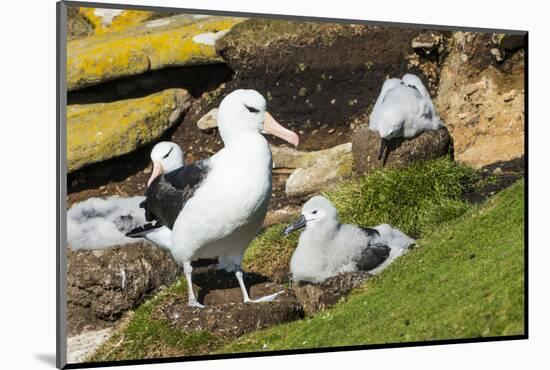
(89, 278), (218, 362)
(88, 162), (524, 361)
(329, 157), (477, 237)
(223, 180), (525, 353)
(244, 158), (477, 278)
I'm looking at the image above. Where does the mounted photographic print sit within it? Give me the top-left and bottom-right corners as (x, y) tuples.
(56, 1), (527, 368)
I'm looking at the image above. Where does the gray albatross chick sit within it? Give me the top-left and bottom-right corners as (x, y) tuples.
(283, 196), (415, 283)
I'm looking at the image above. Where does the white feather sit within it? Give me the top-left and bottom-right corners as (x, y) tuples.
(369, 73), (442, 140)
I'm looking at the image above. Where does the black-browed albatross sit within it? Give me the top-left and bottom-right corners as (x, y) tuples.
(129, 89), (299, 307)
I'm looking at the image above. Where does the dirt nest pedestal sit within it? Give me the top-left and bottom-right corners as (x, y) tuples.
(155, 270), (304, 338)
(352, 125), (454, 175)
(292, 271), (371, 315)
(67, 243), (180, 335)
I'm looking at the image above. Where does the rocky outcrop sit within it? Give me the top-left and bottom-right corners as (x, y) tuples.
(67, 15), (244, 91)
(352, 126), (453, 174)
(67, 7), (94, 41)
(271, 143), (353, 198)
(78, 8), (167, 36)
(67, 88), (190, 172)
(67, 243), (179, 335)
(196, 108), (219, 131)
(67, 328), (114, 363)
(435, 32), (525, 168)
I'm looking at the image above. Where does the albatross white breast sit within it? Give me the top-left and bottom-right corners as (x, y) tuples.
(130, 89), (299, 307)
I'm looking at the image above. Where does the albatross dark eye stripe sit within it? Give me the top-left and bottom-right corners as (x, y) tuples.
(162, 146), (174, 159)
(245, 105), (260, 113)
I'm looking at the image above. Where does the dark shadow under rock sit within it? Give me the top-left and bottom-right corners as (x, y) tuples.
(292, 271), (371, 315)
(352, 125), (454, 175)
(67, 243), (180, 335)
(461, 156), (525, 204)
(155, 288), (303, 338)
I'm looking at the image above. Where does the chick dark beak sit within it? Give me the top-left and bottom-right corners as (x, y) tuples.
(283, 215), (307, 236)
(378, 138), (387, 161)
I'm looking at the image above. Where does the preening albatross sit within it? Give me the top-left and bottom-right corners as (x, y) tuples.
(130, 89), (299, 307)
(369, 73), (442, 161)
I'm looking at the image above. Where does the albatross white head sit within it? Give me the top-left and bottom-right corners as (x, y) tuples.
(147, 141), (184, 187)
(283, 196), (339, 236)
(217, 89), (299, 147)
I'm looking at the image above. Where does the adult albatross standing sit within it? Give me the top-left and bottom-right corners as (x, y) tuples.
(132, 89), (299, 307)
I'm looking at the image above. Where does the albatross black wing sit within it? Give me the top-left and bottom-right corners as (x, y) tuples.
(355, 227), (388, 272)
(142, 160), (209, 229)
(359, 226), (380, 238)
(356, 243), (391, 272)
(126, 222), (163, 238)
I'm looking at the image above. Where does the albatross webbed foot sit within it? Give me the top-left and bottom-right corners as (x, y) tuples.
(188, 298), (205, 308)
(246, 290), (284, 303)
(235, 270), (284, 304)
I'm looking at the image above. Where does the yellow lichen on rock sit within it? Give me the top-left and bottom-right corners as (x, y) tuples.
(67, 89), (191, 172)
(79, 8), (160, 34)
(67, 15), (245, 91)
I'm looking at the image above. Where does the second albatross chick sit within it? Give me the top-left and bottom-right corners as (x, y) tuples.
(369, 73), (443, 161)
(283, 196), (415, 283)
(131, 89), (299, 307)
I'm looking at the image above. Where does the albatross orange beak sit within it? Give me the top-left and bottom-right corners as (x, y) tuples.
(262, 112), (300, 147)
(147, 161), (164, 188)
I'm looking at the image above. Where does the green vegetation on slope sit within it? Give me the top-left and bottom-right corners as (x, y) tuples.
(88, 161), (523, 362)
(244, 158), (477, 278)
(89, 278), (217, 361)
(225, 180), (525, 352)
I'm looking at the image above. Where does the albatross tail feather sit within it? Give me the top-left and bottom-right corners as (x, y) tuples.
(126, 222), (164, 238)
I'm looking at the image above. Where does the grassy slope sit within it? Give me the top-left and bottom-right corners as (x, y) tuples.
(224, 180), (525, 352)
(89, 162), (524, 361)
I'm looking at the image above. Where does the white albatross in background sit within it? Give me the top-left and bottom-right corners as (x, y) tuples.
(283, 196), (415, 283)
(369, 73), (443, 160)
(128, 89), (299, 307)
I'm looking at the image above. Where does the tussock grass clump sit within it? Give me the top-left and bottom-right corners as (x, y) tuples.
(328, 157), (477, 237)
(89, 278), (217, 362)
(243, 224), (299, 280)
(244, 158), (477, 278)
